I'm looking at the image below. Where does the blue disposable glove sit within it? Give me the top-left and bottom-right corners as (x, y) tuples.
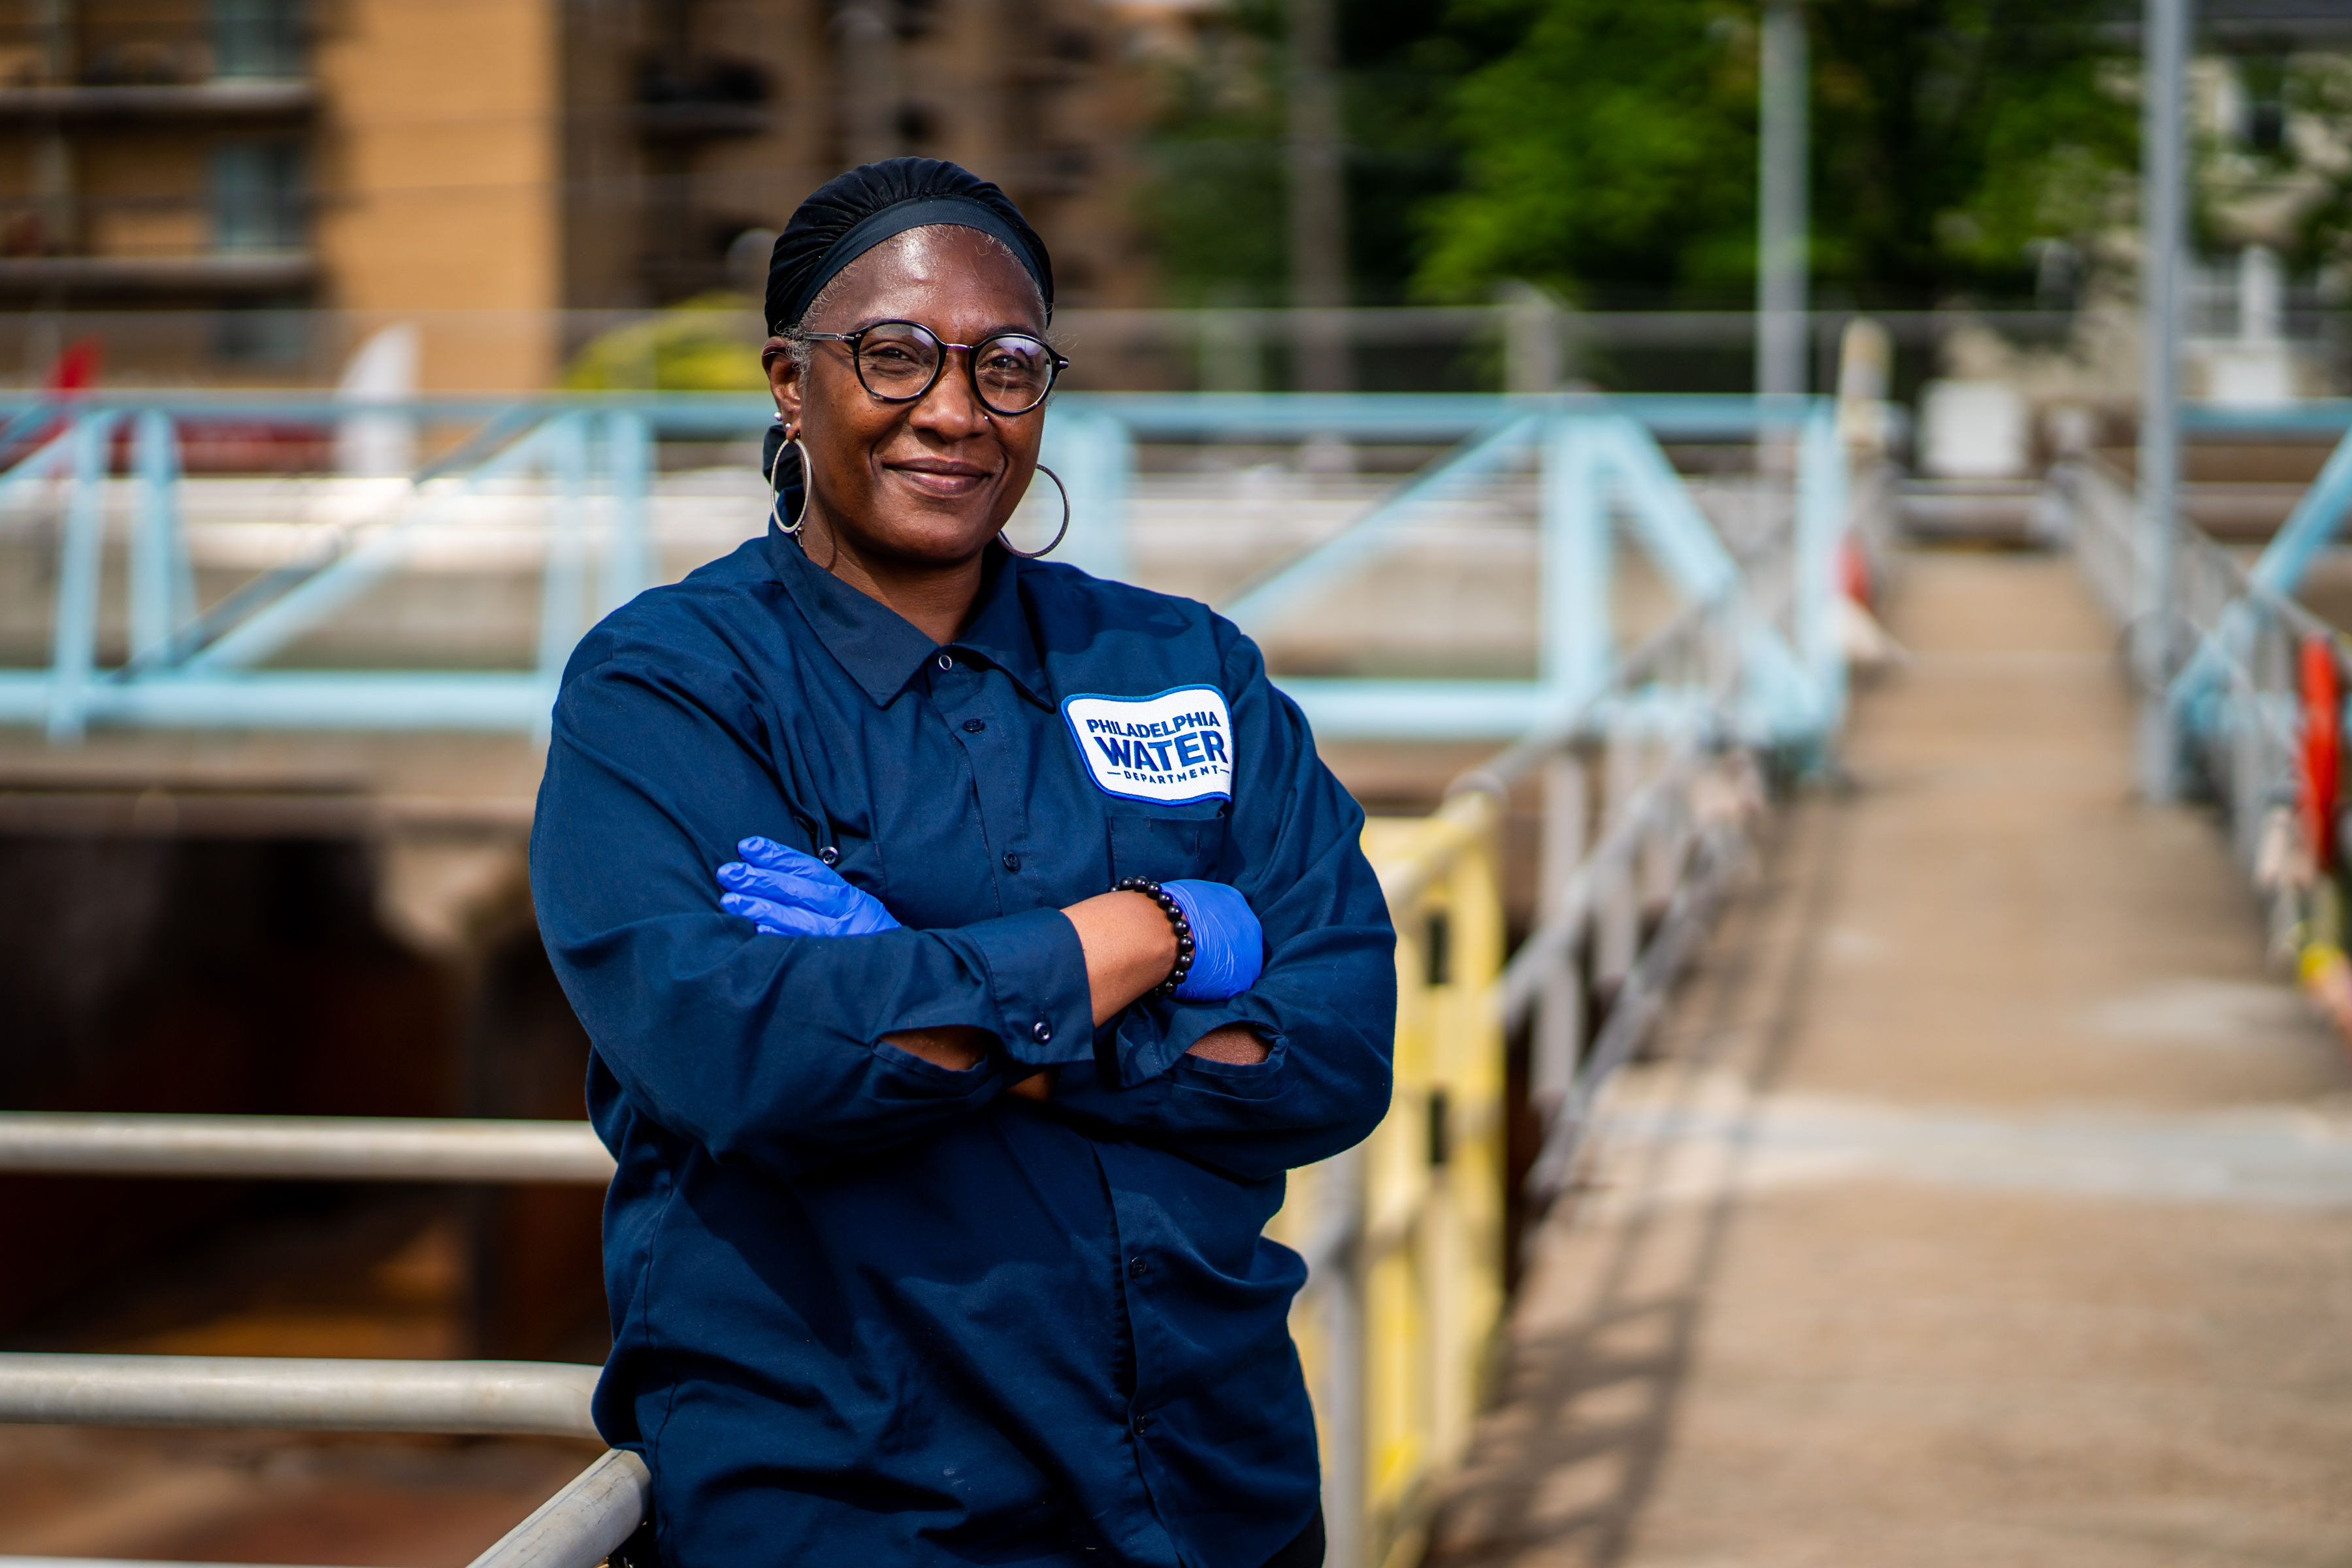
(1161, 879), (1264, 1002)
(715, 836), (902, 938)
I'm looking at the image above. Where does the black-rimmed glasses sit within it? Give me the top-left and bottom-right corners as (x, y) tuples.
(796, 319), (1068, 417)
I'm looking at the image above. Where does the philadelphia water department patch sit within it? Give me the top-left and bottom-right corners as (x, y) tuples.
(1061, 685), (1234, 806)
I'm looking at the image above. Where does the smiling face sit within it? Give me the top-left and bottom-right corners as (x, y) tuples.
(769, 225), (1049, 574)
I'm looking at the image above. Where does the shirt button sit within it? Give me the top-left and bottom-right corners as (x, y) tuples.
(963, 719), (986, 733)
(1031, 1019), (1052, 1043)
(1128, 1257), (1148, 1279)
(1132, 1412), (1152, 1432)
(817, 845), (840, 866)
(936, 653), (954, 671)
(1002, 851), (1021, 872)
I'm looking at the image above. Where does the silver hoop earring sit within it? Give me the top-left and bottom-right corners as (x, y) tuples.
(765, 422), (808, 536)
(998, 463), (1070, 559)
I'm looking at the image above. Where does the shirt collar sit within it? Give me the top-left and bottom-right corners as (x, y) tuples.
(764, 522), (1054, 710)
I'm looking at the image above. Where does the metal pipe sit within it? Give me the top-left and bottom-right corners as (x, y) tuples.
(465, 1449), (651, 1568)
(1286, 0), (1348, 391)
(2139, 0), (2191, 800)
(0, 1354), (600, 1437)
(0, 1113), (615, 1184)
(1311, 1147), (1366, 1568)
(1531, 754), (1589, 1109)
(1756, 2), (1810, 403)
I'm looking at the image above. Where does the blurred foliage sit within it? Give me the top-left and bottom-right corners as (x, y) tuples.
(1805, 1), (2137, 307)
(1134, 0), (1516, 306)
(1424, 0), (2137, 308)
(2267, 57), (2352, 280)
(561, 293), (767, 391)
(1137, 0), (2137, 312)
(1132, 4), (1290, 308)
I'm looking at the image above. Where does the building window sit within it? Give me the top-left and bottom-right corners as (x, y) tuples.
(211, 0), (305, 81)
(210, 141), (305, 253)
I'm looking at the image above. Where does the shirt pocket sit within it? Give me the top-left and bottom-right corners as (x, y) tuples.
(1105, 809), (1230, 884)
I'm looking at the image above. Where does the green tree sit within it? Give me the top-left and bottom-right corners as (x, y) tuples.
(1133, 2), (1292, 308)
(1416, 0), (2136, 309)
(1134, 0), (1512, 306)
(1416, 0), (1761, 306)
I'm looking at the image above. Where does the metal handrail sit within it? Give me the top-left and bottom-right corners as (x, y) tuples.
(466, 1449), (653, 1568)
(0, 1112), (613, 1183)
(1494, 750), (1705, 1027)
(1447, 600), (1722, 800)
(0, 1354), (598, 1437)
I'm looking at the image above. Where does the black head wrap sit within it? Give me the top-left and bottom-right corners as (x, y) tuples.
(761, 157), (1055, 527)
(764, 157), (1054, 335)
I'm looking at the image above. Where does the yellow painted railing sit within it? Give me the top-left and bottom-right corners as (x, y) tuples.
(1271, 795), (1509, 1568)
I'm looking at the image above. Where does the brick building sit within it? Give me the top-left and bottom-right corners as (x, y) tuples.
(0, 0), (1162, 389)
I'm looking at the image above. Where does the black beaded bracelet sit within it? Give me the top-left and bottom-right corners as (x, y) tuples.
(1116, 875), (1196, 999)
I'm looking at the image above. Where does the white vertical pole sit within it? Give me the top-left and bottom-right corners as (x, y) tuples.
(598, 410), (655, 616)
(1597, 728), (1640, 991)
(2139, 0), (2191, 801)
(46, 412), (111, 743)
(129, 408), (188, 664)
(1532, 753), (1588, 1113)
(537, 416), (589, 699)
(1286, 0), (1348, 392)
(1756, 3), (1810, 406)
(1041, 408), (1133, 584)
(1540, 416), (1610, 700)
(1318, 1146), (1367, 1568)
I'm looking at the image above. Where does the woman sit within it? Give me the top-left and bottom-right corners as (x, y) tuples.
(531, 158), (1396, 1568)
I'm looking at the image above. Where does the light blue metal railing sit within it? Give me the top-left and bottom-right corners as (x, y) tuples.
(0, 391), (1852, 753)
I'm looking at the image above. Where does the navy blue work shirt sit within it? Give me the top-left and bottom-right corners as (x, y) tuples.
(530, 519), (1397, 1568)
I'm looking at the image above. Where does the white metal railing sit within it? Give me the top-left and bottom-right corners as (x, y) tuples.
(1269, 593), (1775, 1568)
(0, 1113), (613, 1183)
(2061, 452), (2344, 941)
(0, 1354), (598, 1435)
(0, 1126), (635, 1568)
(0, 1354), (643, 1568)
(1473, 607), (1759, 1200)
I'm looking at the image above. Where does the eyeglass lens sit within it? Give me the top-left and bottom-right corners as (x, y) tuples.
(853, 322), (1056, 415)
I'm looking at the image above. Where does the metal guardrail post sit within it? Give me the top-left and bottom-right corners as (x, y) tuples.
(1795, 404), (1849, 730)
(1531, 753), (1588, 1115)
(600, 410), (655, 617)
(129, 408), (192, 665)
(1041, 405), (1132, 584)
(1540, 415), (1610, 700)
(1596, 727), (1641, 990)
(45, 410), (114, 743)
(1313, 1145), (1367, 1568)
(538, 412), (591, 693)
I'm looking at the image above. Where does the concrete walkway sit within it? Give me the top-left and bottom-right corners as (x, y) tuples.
(1426, 553), (2352, 1567)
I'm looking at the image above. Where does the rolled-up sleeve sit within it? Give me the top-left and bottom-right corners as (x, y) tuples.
(531, 630), (1094, 1179)
(1047, 630), (1397, 1180)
